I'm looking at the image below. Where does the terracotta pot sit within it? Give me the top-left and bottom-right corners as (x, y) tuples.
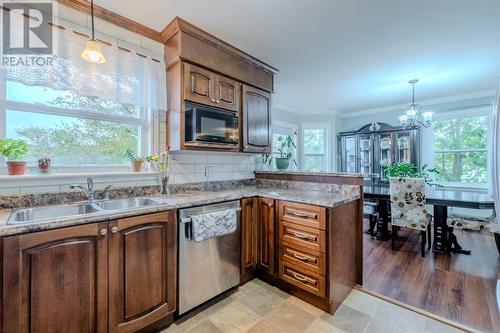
(130, 159), (143, 172)
(38, 161), (51, 173)
(6, 161), (27, 175)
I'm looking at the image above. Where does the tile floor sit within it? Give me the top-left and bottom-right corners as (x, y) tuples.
(161, 279), (466, 333)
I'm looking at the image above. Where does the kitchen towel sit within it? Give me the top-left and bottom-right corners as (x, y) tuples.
(191, 208), (237, 242)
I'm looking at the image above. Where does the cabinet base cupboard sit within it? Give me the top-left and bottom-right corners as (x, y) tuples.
(241, 198), (358, 314)
(2, 211), (176, 333)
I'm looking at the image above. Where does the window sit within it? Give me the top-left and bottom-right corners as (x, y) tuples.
(302, 124), (329, 172)
(1, 81), (147, 169)
(271, 121), (298, 169)
(433, 114), (488, 185)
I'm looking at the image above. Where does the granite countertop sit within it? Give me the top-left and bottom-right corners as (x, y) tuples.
(0, 185), (360, 237)
(255, 170), (379, 179)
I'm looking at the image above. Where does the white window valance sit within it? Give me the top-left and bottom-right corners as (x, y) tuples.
(3, 24), (167, 111)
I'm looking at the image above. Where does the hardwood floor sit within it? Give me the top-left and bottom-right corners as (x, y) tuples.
(363, 220), (500, 333)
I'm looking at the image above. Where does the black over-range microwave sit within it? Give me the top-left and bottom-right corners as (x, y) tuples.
(185, 102), (239, 146)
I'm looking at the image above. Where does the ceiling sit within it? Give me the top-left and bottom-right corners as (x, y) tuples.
(98, 0), (500, 114)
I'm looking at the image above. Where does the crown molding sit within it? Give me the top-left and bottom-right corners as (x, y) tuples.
(273, 102), (339, 116)
(338, 90), (496, 118)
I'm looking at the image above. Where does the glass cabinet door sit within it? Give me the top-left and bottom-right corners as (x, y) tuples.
(378, 133), (393, 181)
(396, 132), (412, 163)
(343, 136), (357, 173)
(358, 135), (372, 174)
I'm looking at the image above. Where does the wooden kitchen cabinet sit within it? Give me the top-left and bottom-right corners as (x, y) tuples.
(2, 222), (109, 333)
(108, 211), (176, 333)
(242, 84), (272, 153)
(183, 62), (241, 112)
(241, 197), (257, 283)
(2, 211), (177, 333)
(257, 197), (276, 276)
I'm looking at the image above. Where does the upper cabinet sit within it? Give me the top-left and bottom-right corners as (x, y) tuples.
(242, 85), (272, 153)
(162, 17), (277, 152)
(184, 63), (241, 112)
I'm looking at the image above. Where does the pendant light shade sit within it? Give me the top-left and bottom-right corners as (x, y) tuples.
(81, 0), (105, 64)
(81, 39), (106, 64)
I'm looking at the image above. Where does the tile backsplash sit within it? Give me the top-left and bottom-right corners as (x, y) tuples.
(168, 151), (257, 184)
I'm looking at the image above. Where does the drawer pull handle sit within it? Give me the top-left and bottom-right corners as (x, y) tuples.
(287, 269), (317, 286)
(291, 252), (317, 263)
(289, 231), (316, 242)
(288, 210), (310, 218)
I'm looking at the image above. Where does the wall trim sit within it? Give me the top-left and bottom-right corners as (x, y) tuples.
(338, 90), (496, 118)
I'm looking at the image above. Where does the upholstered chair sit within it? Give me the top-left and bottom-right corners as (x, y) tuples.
(389, 177), (432, 257)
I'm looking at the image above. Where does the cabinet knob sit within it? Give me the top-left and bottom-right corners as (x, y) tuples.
(211, 98), (216, 103)
(267, 203), (273, 207)
(111, 226), (118, 234)
(99, 228), (108, 236)
(216, 99), (220, 104)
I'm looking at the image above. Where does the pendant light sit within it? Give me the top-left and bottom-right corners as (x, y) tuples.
(398, 79), (433, 128)
(81, 0), (106, 64)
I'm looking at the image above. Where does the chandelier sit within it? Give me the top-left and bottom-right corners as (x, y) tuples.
(398, 79), (433, 128)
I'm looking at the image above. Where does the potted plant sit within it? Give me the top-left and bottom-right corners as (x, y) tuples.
(257, 154), (273, 171)
(38, 157), (51, 174)
(124, 150), (143, 172)
(384, 162), (440, 186)
(145, 155), (159, 171)
(0, 139), (28, 175)
(275, 135), (297, 170)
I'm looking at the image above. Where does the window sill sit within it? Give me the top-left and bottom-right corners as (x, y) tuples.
(0, 171), (159, 195)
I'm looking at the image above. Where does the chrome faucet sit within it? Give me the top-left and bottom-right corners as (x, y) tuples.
(70, 178), (111, 201)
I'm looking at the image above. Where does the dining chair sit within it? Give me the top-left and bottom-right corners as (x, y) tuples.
(389, 177), (432, 257)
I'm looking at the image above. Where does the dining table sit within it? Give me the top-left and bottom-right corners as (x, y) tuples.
(363, 185), (498, 255)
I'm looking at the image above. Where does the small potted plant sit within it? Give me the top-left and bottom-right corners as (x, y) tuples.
(275, 135), (297, 170)
(257, 154), (273, 171)
(38, 156), (51, 174)
(124, 150), (143, 172)
(0, 139), (28, 175)
(145, 155), (159, 171)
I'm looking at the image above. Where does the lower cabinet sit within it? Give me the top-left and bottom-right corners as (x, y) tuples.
(241, 198), (257, 283)
(257, 197), (276, 276)
(2, 211), (176, 333)
(108, 212), (177, 332)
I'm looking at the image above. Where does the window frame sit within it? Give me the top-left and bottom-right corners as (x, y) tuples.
(425, 107), (491, 190)
(301, 123), (330, 172)
(0, 80), (153, 174)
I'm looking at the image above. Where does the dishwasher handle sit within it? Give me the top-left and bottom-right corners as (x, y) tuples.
(180, 207), (241, 224)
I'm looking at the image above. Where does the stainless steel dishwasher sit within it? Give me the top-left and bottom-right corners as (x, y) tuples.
(178, 200), (241, 315)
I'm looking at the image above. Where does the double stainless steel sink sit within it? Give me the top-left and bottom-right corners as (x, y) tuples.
(8, 197), (163, 224)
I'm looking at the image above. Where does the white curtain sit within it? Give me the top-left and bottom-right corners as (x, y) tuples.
(3, 23), (167, 111)
(488, 77), (500, 231)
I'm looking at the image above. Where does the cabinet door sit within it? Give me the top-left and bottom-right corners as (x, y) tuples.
(241, 197), (257, 282)
(183, 63), (216, 106)
(3, 223), (108, 333)
(342, 136), (357, 173)
(257, 197), (276, 276)
(215, 75), (241, 112)
(242, 85), (272, 153)
(108, 211), (176, 333)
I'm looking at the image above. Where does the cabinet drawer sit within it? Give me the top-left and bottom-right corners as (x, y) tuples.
(279, 261), (326, 298)
(280, 241), (325, 276)
(278, 201), (326, 230)
(279, 221), (325, 253)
